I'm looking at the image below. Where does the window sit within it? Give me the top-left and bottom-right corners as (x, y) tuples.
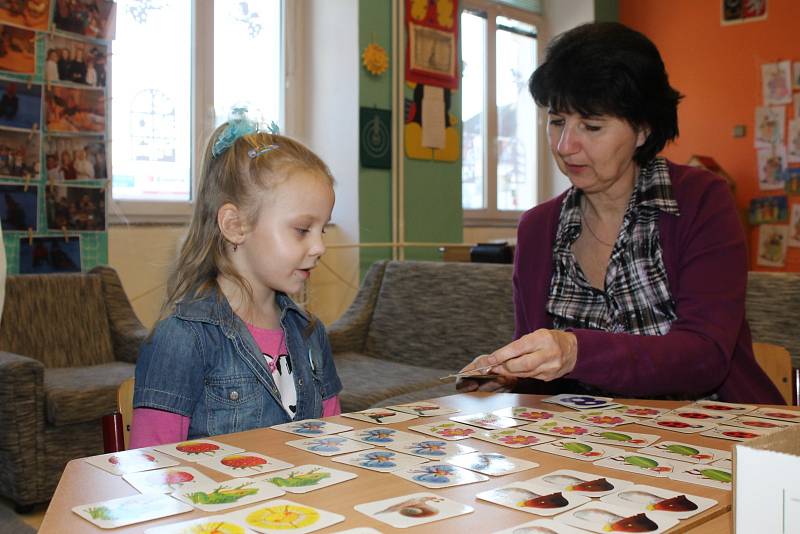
(110, 0), (283, 223)
(461, 2), (539, 224)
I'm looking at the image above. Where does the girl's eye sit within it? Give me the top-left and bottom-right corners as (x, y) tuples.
(296, 228), (310, 235)
(548, 118), (565, 127)
(584, 124), (602, 132)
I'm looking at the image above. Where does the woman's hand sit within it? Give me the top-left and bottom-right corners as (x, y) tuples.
(455, 355), (518, 393)
(487, 329), (578, 381)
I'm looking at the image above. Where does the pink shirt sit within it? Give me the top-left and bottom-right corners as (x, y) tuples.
(130, 326), (341, 448)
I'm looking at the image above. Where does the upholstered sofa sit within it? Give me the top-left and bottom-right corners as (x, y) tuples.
(328, 260), (516, 412)
(328, 261), (800, 412)
(0, 266), (147, 509)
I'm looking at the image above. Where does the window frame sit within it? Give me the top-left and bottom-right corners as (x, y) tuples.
(108, 0), (290, 225)
(461, 0), (545, 227)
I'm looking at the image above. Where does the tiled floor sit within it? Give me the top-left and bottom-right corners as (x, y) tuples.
(0, 497), (46, 531)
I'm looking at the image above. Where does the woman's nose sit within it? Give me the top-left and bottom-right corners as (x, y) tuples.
(556, 126), (579, 156)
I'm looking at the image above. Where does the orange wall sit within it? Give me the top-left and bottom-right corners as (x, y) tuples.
(620, 0), (800, 271)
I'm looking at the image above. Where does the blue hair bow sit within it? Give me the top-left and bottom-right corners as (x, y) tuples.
(211, 107), (281, 159)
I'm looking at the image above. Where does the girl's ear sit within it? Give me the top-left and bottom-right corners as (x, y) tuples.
(218, 203), (246, 245)
(636, 126), (650, 148)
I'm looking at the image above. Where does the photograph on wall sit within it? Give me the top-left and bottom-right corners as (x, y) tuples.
(789, 204), (800, 248)
(756, 223), (788, 267)
(722, 0), (767, 25)
(754, 106), (785, 148)
(45, 134), (106, 181)
(45, 184), (105, 231)
(0, 128), (39, 178)
(0, 24), (36, 74)
(0, 80), (41, 130)
(749, 195), (788, 225)
(0, 182), (37, 230)
(787, 118), (800, 163)
(19, 235), (81, 274)
(757, 146), (786, 191)
(405, 0), (459, 89)
(45, 34), (108, 88)
(761, 61), (792, 106)
(53, 0), (117, 40)
(0, 0), (51, 31)
(44, 85), (105, 134)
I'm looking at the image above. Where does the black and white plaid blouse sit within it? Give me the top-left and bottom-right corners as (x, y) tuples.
(547, 158), (680, 336)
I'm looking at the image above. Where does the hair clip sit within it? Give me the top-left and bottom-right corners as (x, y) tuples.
(248, 144), (279, 159)
(212, 107), (258, 158)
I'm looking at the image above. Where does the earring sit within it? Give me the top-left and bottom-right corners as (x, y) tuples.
(233, 242), (238, 252)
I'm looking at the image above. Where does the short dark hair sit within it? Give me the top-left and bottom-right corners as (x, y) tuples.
(529, 22), (683, 165)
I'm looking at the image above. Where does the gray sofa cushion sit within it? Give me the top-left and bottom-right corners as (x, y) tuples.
(334, 351), (454, 413)
(363, 261), (515, 370)
(44, 362), (135, 426)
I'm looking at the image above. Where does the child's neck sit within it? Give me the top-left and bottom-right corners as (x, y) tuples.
(217, 275), (281, 330)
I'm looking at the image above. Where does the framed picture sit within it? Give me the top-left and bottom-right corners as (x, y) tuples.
(0, 24), (37, 74)
(44, 85), (105, 134)
(45, 184), (105, 231)
(722, 0), (767, 25)
(19, 235), (81, 274)
(0, 182), (38, 230)
(45, 134), (107, 180)
(0, 128), (40, 179)
(0, 80), (41, 130)
(45, 34), (108, 88)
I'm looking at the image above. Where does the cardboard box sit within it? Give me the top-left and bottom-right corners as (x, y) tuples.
(734, 424), (800, 533)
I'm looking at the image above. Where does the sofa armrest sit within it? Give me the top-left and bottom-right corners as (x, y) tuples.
(327, 260), (387, 354)
(0, 351), (45, 506)
(90, 266), (149, 364)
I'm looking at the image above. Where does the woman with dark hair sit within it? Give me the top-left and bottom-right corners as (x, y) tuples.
(458, 22), (783, 404)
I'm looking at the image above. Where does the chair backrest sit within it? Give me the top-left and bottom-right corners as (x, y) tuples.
(0, 272), (115, 367)
(746, 271), (800, 370)
(118, 377), (135, 450)
(752, 342), (794, 404)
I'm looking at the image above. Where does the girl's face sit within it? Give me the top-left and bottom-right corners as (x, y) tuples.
(234, 170), (334, 299)
(547, 111), (647, 196)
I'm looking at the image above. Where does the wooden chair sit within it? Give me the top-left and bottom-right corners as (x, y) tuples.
(752, 343), (795, 405)
(102, 377), (135, 452)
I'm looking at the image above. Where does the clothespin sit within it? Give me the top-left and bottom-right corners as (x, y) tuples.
(23, 172), (31, 192)
(28, 228), (34, 246)
(27, 76), (33, 90)
(29, 123), (38, 140)
(62, 226), (69, 242)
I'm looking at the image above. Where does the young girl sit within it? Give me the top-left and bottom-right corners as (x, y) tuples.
(130, 109), (342, 447)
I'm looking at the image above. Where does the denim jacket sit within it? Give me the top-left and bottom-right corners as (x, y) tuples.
(134, 288), (342, 439)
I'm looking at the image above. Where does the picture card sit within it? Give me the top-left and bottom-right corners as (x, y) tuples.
(171, 477), (284, 513)
(153, 439), (244, 462)
(755, 106), (786, 148)
(664, 408), (738, 422)
(45, 85), (106, 133)
(408, 420), (480, 440)
(254, 464), (357, 494)
(720, 416), (795, 432)
(0, 183), (37, 231)
(19, 236), (81, 274)
(330, 449), (428, 473)
(0, 128), (40, 179)
(580, 428), (661, 448)
(45, 134), (108, 180)
(446, 451), (539, 476)
(145, 515), (250, 534)
(559, 410), (637, 428)
(609, 404), (672, 419)
(472, 428), (557, 448)
(601, 484), (717, 520)
(83, 449), (179, 476)
(699, 426), (767, 441)
(762, 60), (793, 106)
(594, 453), (691, 478)
(0, 25), (36, 74)
(688, 400), (757, 415)
(492, 406), (565, 422)
(392, 462), (489, 488)
(669, 464), (732, 490)
(384, 439), (476, 459)
(542, 394), (618, 410)
(556, 501), (678, 534)
(518, 417), (600, 438)
(341, 408), (417, 424)
(529, 469), (633, 498)
(45, 184), (106, 231)
(354, 492), (473, 529)
(449, 411), (526, 430)
(530, 438), (626, 462)
(639, 441), (731, 465)
(270, 419), (352, 436)
(197, 452), (293, 477)
(0, 81), (41, 130)
(492, 518), (589, 534)
(123, 466), (216, 494)
(750, 407), (800, 422)
(285, 435), (374, 456)
(386, 401), (460, 417)
(73, 493), (192, 530)
(756, 223), (789, 266)
(232, 499), (345, 533)
(476, 480), (590, 517)
(338, 426), (419, 445)
(637, 416), (718, 434)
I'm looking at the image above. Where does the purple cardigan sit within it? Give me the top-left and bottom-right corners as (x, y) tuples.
(513, 160), (784, 404)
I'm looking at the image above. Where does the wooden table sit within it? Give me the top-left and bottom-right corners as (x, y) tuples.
(40, 393), (771, 533)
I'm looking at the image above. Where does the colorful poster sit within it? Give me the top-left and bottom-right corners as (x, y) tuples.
(761, 61), (792, 105)
(405, 0), (459, 89)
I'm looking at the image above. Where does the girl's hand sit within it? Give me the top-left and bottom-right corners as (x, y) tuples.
(455, 355), (518, 393)
(486, 329), (578, 381)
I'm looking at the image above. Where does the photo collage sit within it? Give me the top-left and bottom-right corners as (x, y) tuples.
(0, 0), (115, 274)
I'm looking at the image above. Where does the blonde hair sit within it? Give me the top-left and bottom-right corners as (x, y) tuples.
(161, 123), (334, 320)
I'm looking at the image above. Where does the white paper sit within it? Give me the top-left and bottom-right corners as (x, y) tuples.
(421, 85), (446, 149)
